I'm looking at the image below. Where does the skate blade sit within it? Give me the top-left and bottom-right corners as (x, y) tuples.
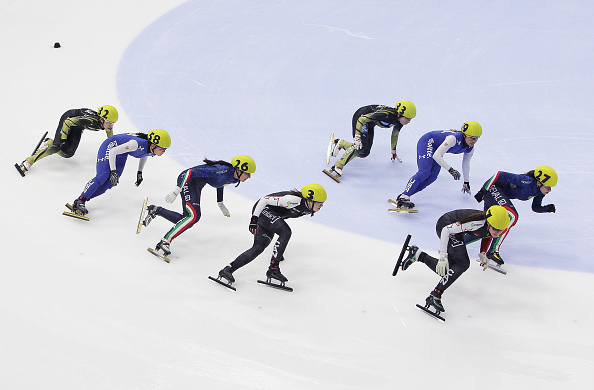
(475, 258), (508, 275)
(136, 196), (149, 234)
(208, 276), (237, 291)
(62, 211), (90, 221)
(257, 279), (293, 292)
(415, 304), (446, 322)
(388, 199), (418, 213)
(322, 169), (341, 183)
(393, 234), (412, 276)
(325, 132), (335, 165)
(388, 208), (418, 213)
(147, 247), (170, 263)
(14, 163), (26, 177)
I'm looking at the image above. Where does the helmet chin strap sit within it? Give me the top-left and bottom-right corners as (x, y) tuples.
(235, 169), (243, 187)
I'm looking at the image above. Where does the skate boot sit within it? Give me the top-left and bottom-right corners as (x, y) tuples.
(155, 238), (171, 256)
(72, 197), (88, 215)
(332, 165), (343, 176)
(486, 251), (504, 265)
(266, 266), (288, 283)
(142, 205), (158, 227)
(401, 245), (419, 271)
(425, 290), (445, 312)
(218, 266), (235, 283)
(396, 194), (415, 209)
(330, 139), (341, 157)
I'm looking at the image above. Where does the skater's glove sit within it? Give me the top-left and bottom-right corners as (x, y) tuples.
(165, 186), (181, 203)
(217, 201), (230, 217)
(461, 182), (471, 194)
(479, 252), (489, 271)
(248, 216), (259, 234)
(448, 167), (461, 180)
(474, 189), (484, 202)
(109, 170), (119, 186)
(544, 204), (556, 213)
(391, 149), (402, 163)
(436, 253), (449, 277)
(353, 134), (362, 150)
(135, 171), (143, 187)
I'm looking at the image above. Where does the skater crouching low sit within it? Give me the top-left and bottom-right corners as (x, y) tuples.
(216, 184), (327, 288)
(399, 205), (511, 316)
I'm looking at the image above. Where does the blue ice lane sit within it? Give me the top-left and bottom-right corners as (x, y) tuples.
(116, 0), (594, 272)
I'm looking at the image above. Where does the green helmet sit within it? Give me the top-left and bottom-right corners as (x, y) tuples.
(486, 205), (511, 230)
(301, 183), (327, 203)
(461, 121), (482, 137)
(231, 155), (256, 174)
(147, 129), (171, 148)
(395, 100), (416, 119)
(97, 105), (118, 123)
(534, 166), (557, 187)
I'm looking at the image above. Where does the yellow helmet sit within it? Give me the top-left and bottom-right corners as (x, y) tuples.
(486, 205), (511, 230)
(231, 155), (256, 174)
(534, 166), (557, 187)
(97, 105), (118, 123)
(301, 184), (327, 203)
(147, 129), (171, 148)
(461, 121), (482, 137)
(395, 100), (416, 119)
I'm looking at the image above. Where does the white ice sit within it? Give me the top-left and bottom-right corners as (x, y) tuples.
(1, 1), (593, 389)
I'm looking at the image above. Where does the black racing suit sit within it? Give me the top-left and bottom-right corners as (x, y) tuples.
(416, 209), (493, 295)
(230, 191), (312, 271)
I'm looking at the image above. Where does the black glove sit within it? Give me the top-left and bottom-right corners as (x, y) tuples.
(544, 204), (556, 213)
(462, 182), (471, 194)
(474, 189), (484, 202)
(109, 170), (119, 186)
(249, 216), (259, 234)
(448, 167), (461, 180)
(135, 171), (143, 187)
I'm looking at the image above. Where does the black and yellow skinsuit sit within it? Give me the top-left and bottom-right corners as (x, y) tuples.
(334, 105), (405, 169)
(25, 108), (113, 166)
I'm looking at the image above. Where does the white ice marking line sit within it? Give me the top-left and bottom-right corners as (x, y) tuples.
(392, 304), (407, 327)
(304, 23), (373, 40)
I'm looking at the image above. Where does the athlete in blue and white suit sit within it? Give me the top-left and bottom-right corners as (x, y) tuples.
(395, 123), (481, 209)
(70, 131), (169, 215)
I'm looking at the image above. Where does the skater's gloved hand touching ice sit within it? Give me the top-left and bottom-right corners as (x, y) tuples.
(479, 252), (489, 271)
(217, 201), (230, 217)
(461, 182), (471, 194)
(135, 171), (143, 187)
(436, 253), (449, 276)
(391, 149), (402, 163)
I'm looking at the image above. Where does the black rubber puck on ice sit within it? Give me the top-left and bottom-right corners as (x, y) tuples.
(54, 42), (61, 48)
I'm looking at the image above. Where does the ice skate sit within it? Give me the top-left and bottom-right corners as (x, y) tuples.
(486, 251), (504, 265)
(258, 266), (293, 292)
(208, 266), (237, 291)
(322, 165), (342, 183)
(218, 266), (235, 284)
(266, 266), (288, 283)
(401, 245), (419, 271)
(388, 197), (418, 213)
(142, 205), (158, 227)
(425, 293), (445, 313)
(155, 238), (171, 256)
(72, 198), (88, 215)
